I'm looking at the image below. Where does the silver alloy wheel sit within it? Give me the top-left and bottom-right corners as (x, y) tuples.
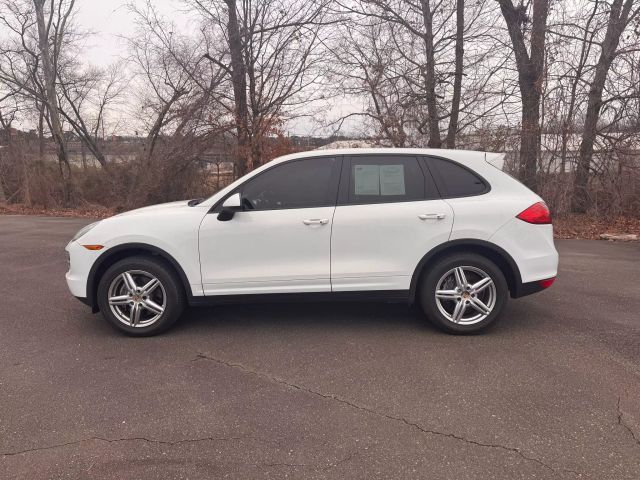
(434, 266), (497, 325)
(107, 270), (166, 328)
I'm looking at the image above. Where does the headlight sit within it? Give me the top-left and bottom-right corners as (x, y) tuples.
(71, 221), (100, 242)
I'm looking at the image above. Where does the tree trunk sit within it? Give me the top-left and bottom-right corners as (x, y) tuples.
(572, 0), (635, 213)
(445, 0), (464, 149)
(34, 0), (72, 207)
(0, 147), (6, 204)
(80, 141), (87, 170)
(224, 0), (251, 175)
(496, 0), (549, 192)
(38, 106), (45, 159)
(0, 175), (6, 204)
(251, 130), (262, 170)
(0, 110), (8, 204)
(560, 1), (599, 176)
(419, 0), (442, 148)
(520, 89), (541, 189)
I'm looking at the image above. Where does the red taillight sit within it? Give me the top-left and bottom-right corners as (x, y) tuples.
(516, 202), (551, 224)
(538, 277), (555, 289)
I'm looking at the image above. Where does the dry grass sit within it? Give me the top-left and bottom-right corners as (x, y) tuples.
(0, 203), (115, 219)
(553, 215), (640, 240)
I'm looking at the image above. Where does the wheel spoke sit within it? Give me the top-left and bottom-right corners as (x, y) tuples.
(435, 265), (497, 326)
(453, 267), (467, 289)
(141, 278), (160, 295)
(471, 277), (493, 294)
(122, 272), (137, 293)
(436, 289), (458, 300)
(109, 294), (130, 305)
(129, 303), (142, 326)
(141, 298), (164, 315)
(469, 297), (491, 315)
(452, 301), (466, 323)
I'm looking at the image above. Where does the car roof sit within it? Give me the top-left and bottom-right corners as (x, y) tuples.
(271, 148), (504, 166)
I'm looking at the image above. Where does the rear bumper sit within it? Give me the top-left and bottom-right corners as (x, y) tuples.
(489, 218), (558, 284)
(512, 277), (555, 298)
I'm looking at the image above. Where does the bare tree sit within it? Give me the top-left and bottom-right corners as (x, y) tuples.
(572, 0), (640, 212)
(495, 0), (549, 191)
(553, 0), (600, 175)
(445, 0), (464, 148)
(125, 1), (234, 206)
(220, 0), (250, 174)
(57, 62), (127, 168)
(338, 0), (444, 146)
(0, 0), (124, 205)
(190, 0), (336, 173)
(0, 93), (20, 203)
(32, 0), (74, 205)
(1, 0), (639, 217)
(418, 0), (441, 147)
(330, 22), (413, 146)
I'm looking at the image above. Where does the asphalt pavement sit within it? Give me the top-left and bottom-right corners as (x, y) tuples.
(1, 215), (639, 479)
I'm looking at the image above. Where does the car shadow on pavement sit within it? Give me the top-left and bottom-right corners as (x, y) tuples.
(72, 291), (552, 339)
(165, 298), (548, 337)
(176, 301), (429, 333)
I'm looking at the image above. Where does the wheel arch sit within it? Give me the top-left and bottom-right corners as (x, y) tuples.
(86, 243), (191, 312)
(409, 239), (523, 303)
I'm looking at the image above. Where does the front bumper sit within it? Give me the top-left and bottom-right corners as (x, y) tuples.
(73, 295), (92, 306)
(65, 240), (97, 299)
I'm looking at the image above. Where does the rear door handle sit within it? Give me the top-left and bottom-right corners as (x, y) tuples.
(419, 213), (446, 220)
(303, 218), (329, 225)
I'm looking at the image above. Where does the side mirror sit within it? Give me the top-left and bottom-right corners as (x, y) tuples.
(217, 193), (242, 221)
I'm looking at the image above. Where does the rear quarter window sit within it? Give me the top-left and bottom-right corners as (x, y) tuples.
(427, 157), (489, 198)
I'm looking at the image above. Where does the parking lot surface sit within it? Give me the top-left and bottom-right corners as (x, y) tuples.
(1, 215), (639, 479)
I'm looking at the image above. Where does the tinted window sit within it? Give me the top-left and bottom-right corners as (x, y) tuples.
(348, 156), (426, 204)
(428, 157), (488, 197)
(240, 157), (336, 210)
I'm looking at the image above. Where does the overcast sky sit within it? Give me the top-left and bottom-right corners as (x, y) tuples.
(73, 0), (360, 137)
(76, 0), (182, 66)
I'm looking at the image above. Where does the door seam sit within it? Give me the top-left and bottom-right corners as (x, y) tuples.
(329, 205), (337, 292)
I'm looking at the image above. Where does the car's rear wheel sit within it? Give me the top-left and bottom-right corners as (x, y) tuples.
(420, 253), (508, 334)
(97, 256), (185, 336)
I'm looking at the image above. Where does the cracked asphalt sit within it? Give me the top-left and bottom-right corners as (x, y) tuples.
(1, 215), (639, 479)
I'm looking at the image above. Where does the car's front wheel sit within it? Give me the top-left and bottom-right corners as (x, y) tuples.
(97, 256), (185, 336)
(420, 253), (508, 334)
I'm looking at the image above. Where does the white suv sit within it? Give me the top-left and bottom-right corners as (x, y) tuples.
(65, 149), (558, 336)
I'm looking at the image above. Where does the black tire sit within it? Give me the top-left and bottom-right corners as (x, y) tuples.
(97, 256), (185, 336)
(419, 253), (508, 334)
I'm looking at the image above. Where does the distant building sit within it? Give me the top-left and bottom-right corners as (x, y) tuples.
(316, 139), (376, 150)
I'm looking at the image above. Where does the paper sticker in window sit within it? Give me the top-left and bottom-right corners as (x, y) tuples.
(354, 165), (380, 195)
(380, 164), (405, 195)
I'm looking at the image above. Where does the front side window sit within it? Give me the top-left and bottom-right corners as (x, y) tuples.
(239, 157), (337, 210)
(348, 155), (426, 204)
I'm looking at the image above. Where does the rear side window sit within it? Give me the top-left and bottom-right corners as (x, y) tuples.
(427, 157), (488, 197)
(347, 155), (429, 204)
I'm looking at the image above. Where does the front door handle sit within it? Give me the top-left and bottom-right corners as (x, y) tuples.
(303, 218), (329, 225)
(419, 213), (446, 220)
